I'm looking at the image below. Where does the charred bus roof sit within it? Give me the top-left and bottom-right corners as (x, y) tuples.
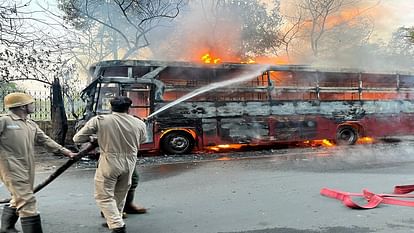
(82, 59), (414, 95)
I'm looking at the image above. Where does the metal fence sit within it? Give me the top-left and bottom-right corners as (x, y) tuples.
(0, 89), (83, 121)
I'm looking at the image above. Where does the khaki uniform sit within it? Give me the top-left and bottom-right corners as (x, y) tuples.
(73, 112), (147, 229)
(0, 113), (71, 217)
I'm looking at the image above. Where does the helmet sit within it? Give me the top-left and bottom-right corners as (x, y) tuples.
(4, 92), (35, 109)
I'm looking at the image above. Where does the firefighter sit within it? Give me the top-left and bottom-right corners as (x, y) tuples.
(73, 96), (147, 233)
(0, 92), (78, 233)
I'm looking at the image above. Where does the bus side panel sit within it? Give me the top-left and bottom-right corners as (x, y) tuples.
(215, 101), (271, 144)
(269, 101), (332, 141)
(202, 118), (219, 146)
(361, 100), (414, 137)
(218, 117), (269, 144)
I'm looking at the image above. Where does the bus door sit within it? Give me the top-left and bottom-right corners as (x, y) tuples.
(121, 83), (154, 145)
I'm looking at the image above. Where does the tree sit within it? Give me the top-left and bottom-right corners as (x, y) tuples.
(280, 0), (375, 62)
(220, 0), (282, 58)
(57, 0), (186, 61)
(0, 83), (24, 112)
(385, 27), (414, 70)
(0, 1), (79, 145)
(0, 0), (34, 46)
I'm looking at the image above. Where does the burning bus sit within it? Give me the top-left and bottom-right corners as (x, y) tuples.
(76, 59), (414, 155)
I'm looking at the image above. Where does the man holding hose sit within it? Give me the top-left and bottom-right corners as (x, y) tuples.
(73, 96), (147, 233)
(0, 92), (78, 233)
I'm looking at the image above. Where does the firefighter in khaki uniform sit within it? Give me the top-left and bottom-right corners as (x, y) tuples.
(0, 92), (77, 233)
(73, 96), (147, 233)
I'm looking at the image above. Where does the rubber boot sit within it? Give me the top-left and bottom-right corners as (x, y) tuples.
(0, 205), (19, 233)
(111, 225), (126, 233)
(123, 190), (147, 214)
(20, 215), (43, 233)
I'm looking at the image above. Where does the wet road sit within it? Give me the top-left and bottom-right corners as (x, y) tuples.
(2, 141), (414, 233)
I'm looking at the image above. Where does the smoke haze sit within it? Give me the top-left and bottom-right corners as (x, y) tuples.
(147, 0), (413, 72)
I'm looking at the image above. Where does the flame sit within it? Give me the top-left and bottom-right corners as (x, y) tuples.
(201, 53), (221, 64)
(204, 137), (374, 153)
(303, 139), (334, 147)
(241, 58), (256, 64)
(198, 52), (290, 65)
(356, 137), (374, 144)
(206, 144), (243, 152)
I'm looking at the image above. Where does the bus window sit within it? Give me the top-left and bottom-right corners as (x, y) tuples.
(361, 73), (398, 100)
(318, 72), (359, 101)
(96, 83), (119, 113)
(102, 66), (128, 77)
(122, 84), (151, 118)
(269, 71), (317, 101)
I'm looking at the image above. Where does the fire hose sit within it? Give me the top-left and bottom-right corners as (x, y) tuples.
(0, 142), (98, 204)
(320, 184), (414, 209)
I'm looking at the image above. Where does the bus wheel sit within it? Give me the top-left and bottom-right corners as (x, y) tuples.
(336, 126), (358, 145)
(161, 131), (194, 155)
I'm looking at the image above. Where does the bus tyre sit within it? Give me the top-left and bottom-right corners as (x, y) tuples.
(336, 126), (358, 145)
(161, 131), (194, 155)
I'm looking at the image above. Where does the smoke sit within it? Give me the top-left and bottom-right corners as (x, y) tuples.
(268, 140), (414, 173)
(146, 0), (414, 72)
(280, 0), (414, 72)
(149, 1), (244, 62)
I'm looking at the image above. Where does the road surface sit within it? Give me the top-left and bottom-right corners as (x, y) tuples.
(2, 141), (414, 233)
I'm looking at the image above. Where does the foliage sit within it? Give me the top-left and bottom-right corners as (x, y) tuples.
(220, 0), (282, 57)
(0, 82), (24, 93)
(281, 0), (373, 61)
(0, 0), (32, 46)
(398, 27), (414, 45)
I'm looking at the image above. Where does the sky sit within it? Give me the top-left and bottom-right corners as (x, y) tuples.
(31, 0), (414, 41)
(279, 0), (414, 41)
(370, 0), (414, 40)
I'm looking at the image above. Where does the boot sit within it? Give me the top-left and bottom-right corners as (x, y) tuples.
(123, 190), (147, 214)
(20, 215), (43, 233)
(0, 205), (19, 233)
(111, 225), (126, 233)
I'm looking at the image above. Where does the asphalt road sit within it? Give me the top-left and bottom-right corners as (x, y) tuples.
(2, 141), (414, 233)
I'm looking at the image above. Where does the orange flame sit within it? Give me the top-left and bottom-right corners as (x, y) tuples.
(206, 144), (243, 152)
(303, 139), (334, 147)
(201, 53), (221, 64)
(357, 137), (374, 144)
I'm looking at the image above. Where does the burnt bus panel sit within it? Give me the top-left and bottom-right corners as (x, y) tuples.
(202, 118), (218, 146)
(202, 118), (217, 136)
(293, 101), (322, 115)
(219, 118), (269, 143)
(270, 115), (319, 141)
(273, 120), (303, 140)
(244, 102), (271, 116)
(156, 102), (217, 118)
(155, 118), (202, 131)
(216, 102), (244, 117)
(300, 119), (319, 139)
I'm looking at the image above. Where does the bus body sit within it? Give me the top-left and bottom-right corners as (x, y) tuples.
(77, 59), (414, 154)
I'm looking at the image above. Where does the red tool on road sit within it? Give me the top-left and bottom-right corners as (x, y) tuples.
(321, 185), (414, 209)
